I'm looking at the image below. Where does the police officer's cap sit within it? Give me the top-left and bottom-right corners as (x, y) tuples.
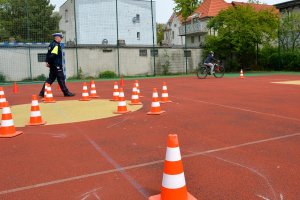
(52, 33), (64, 38)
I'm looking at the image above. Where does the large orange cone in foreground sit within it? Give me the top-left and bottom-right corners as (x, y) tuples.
(26, 95), (46, 126)
(149, 134), (197, 200)
(79, 82), (91, 101)
(161, 82), (172, 103)
(147, 88), (165, 115)
(111, 82), (120, 101)
(90, 80), (99, 98)
(114, 88), (131, 114)
(0, 87), (8, 109)
(0, 102), (23, 138)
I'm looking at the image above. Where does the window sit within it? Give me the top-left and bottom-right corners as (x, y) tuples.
(198, 35), (201, 42)
(137, 32), (140, 40)
(191, 36), (195, 44)
(139, 49), (147, 57)
(38, 54), (47, 62)
(172, 31), (174, 39)
(136, 14), (140, 23)
(65, 9), (68, 23)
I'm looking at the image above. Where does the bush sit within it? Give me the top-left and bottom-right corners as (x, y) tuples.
(0, 73), (6, 82)
(35, 74), (47, 81)
(99, 71), (117, 79)
(259, 46), (300, 71)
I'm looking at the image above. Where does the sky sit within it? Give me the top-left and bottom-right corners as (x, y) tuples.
(50, 0), (287, 23)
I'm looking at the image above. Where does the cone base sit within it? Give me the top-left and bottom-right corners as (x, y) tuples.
(139, 95), (144, 98)
(44, 100), (56, 103)
(160, 100), (172, 104)
(114, 110), (131, 114)
(147, 110), (165, 115)
(79, 99), (91, 101)
(148, 192), (197, 200)
(26, 121), (47, 126)
(110, 99), (119, 101)
(129, 102), (143, 105)
(0, 131), (23, 138)
(90, 95), (99, 98)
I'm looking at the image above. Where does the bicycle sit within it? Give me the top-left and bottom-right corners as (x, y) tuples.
(197, 61), (225, 79)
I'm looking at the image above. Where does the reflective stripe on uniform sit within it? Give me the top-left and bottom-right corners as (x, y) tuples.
(51, 46), (59, 55)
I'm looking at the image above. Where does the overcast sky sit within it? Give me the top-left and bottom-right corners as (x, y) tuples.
(50, 0), (287, 23)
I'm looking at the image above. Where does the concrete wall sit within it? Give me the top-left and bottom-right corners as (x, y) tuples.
(0, 46), (203, 81)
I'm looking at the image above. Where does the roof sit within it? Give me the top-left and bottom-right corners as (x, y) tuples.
(186, 0), (278, 21)
(167, 12), (183, 24)
(274, 0), (300, 9)
(232, 1), (278, 12)
(189, 0), (231, 21)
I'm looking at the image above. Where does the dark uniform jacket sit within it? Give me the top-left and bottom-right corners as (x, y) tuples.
(45, 40), (62, 68)
(204, 54), (216, 64)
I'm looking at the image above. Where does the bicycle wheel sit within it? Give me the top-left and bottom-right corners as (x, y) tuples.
(213, 65), (225, 78)
(197, 66), (208, 79)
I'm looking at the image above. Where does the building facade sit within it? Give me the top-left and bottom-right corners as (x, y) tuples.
(163, 13), (185, 46)
(60, 0), (157, 45)
(275, 0), (300, 14)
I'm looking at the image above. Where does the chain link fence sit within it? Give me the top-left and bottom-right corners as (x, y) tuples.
(0, 0), (203, 82)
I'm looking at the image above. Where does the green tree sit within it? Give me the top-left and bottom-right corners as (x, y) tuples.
(173, 0), (201, 20)
(157, 23), (165, 45)
(279, 12), (300, 52)
(206, 5), (279, 70)
(0, 0), (60, 42)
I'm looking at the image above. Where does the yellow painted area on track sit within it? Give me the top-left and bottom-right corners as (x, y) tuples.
(4, 100), (142, 127)
(272, 80), (300, 85)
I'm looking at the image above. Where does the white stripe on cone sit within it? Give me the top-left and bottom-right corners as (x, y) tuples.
(82, 93), (89, 97)
(2, 107), (11, 114)
(30, 111), (41, 117)
(119, 93), (125, 98)
(162, 173), (186, 189)
(119, 101), (126, 106)
(32, 100), (39, 106)
(163, 86), (168, 90)
(0, 98), (6, 103)
(47, 94), (53, 98)
(153, 93), (159, 98)
(83, 86), (88, 90)
(132, 95), (139, 100)
(165, 147), (181, 162)
(1, 119), (14, 127)
(114, 85), (118, 89)
(152, 101), (160, 107)
(0, 91), (4, 95)
(91, 90), (96, 94)
(91, 84), (95, 87)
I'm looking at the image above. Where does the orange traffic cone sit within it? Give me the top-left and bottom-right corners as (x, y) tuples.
(120, 76), (125, 87)
(147, 88), (165, 115)
(90, 80), (99, 98)
(0, 87), (8, 109)
(149, 134), (197, 200)
(161, 82), (172, 103)
(13, 82), (18, 94)
(26, 95), (46, 126)
(110, 82), (120, 101)
(42, 84), (48, 101)
(114, 88), (131, 114)
(135, 80), (144, 98)
(240, 69), (244, 79)
(79, 82), (90, 101)
(129, 84), (142, 105)
(44, 84), (56, 103)
(0, 102), (23, 138)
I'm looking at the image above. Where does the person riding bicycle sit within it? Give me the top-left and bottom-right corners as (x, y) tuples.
(204, 51), (218, 75)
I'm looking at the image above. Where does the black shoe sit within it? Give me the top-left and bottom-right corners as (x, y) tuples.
(39, 93), (44, 98)
(64, 92), (75, 97)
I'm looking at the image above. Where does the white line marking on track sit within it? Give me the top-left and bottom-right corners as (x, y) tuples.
(175, 96), (300, 122)
(0, 133), (299, 196)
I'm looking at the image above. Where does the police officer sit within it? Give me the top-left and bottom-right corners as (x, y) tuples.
(39, 33), (75, 97)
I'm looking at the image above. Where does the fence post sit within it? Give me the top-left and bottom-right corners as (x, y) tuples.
(73, 0), (79, 77)
(151, 0), (156, 76)
(25, 0), (33, 80)
(116, 0), (120, 77)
